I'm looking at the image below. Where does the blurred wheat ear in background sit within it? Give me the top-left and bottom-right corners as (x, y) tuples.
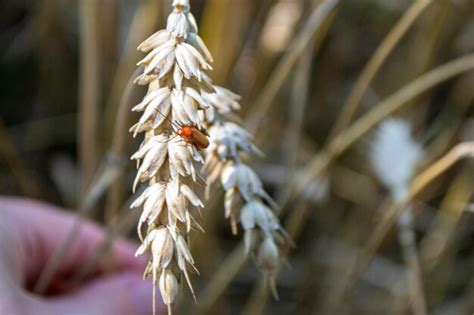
(1, 0), (474, 314)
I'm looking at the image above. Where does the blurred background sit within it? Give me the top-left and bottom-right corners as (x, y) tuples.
(1, 0), (473, 314)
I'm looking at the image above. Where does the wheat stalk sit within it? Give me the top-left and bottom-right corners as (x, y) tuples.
(131, 0), (213, 313)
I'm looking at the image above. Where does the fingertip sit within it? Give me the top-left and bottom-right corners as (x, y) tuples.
(48, 272), (161, 315)
(1, 197), (145, 277)
(106, 237), (149, 271)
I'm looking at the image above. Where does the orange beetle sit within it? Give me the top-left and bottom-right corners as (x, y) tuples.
(152, 107), (209, 150)
(176, 124), (210, 150)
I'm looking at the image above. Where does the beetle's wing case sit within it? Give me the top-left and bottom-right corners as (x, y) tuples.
(191, 127), (209, 150)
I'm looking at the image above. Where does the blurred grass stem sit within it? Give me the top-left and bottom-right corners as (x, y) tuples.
(328, 0), (432, 139)
(396, 208), (427, 315)
(104, 0), (161, 222)
(78, 71), (141, 282)
(421, 165), (473, 306)
(245, 0), (340, 134)
(104, 70), (141, 222)
(0, 118), (39, 198)
(78, 0), (100, 196)
(196, 245), (247, 314)
(71, 194), (141, 286)
(276, 43), (314, 202)
(33, 68), (139, 293)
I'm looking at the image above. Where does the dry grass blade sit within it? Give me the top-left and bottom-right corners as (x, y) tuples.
(199, 0), (241, 83)
(196, 245), (247, 315)
(408, 143), (474, 198)
(228, 0), (273, 86)
(342, 142), (474, 307)
(320, 142), (474, 314)
(276, 43), (314, 201)
(420, 166), (474, 272)
(245, 0), (340, 133)
(290, 54), (474, 207)
(276, 2), (336, 202)
(78, 0), (100, 196)
(328, 0), (432, 139)
(286, 60), (474, 310)
(420, 166), (473, 306)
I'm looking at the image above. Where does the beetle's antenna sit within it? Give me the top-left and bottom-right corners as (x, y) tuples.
(153, 107), (181, 130)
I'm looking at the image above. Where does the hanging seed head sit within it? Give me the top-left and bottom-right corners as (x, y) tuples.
(201, 71), (291, 301)
(159, 269), (179, 305)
